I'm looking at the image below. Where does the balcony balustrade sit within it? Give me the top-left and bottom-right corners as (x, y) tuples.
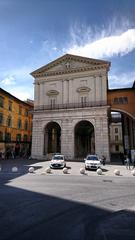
(34, 101), (107, 111)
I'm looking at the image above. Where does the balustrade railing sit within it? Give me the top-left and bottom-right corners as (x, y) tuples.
(34, 101), (107, 111)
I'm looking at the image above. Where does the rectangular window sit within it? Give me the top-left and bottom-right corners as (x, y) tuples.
(50, 98), (56, 108)
(8, 101), (12, 111)
(0, 96), (4, 108)
(7, 117), (12, 127)
(25, 109), (28, 116)
(18, 119), (22, 129)
(113, 97), (128, 104)
(0, 131), (3, 141)
(115, 128), (118, 133)
(19, 106), (22, 115)
(0, 113), (3, 124)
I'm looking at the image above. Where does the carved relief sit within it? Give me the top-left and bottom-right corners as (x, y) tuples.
(46, 90), (59, 96)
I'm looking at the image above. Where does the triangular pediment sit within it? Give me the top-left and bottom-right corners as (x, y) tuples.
(31, 54), (110, 77)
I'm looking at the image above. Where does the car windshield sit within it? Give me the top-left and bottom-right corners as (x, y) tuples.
(53, 156), (64, 160)
(87, 156), (98, 160)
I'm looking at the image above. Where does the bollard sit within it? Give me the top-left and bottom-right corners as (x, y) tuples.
(12, 166), (18, 173)
(131, 170), (135, 176)
(80, 168), (85, 174)
(114, 169), (120, 176)
(45, 167), (51, 174)
(29, 167), (34, 173)
(63, 167), (68, 174)
(97, 168), (102, 175)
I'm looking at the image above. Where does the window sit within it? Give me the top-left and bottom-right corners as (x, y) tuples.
(5, 133), (11, 142)
(0, 131), (3, 141)
(7, 116), (12, 127)
(115, 128), (118, 133)
(25, 109), (28, 116)
(80, 96), (87, 106)
(50, 98), (56, 108)
(113, 97), (128, 104)
(18, 119), (22, 129)
(24, 120), (28, 130)
(16, 134), (21, 142)
(8, 101), (12, 111)
(0, 113), (3, 124)
(0, 96), (4, 108)
(19, 106), (22, 115)
(115, 135), (119, 141)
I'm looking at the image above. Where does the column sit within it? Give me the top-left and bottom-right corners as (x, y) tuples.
(61, 119), (74, 159)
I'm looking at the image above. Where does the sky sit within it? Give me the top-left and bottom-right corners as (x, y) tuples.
(0, 0), (135, 100)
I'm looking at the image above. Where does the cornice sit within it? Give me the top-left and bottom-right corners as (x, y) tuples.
(32, 64), (109, 78)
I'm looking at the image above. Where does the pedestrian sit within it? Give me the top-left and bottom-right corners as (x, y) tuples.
(132, 153), (135, 169)
(102, 155), (106, 166)
(125, 156), (131, 170)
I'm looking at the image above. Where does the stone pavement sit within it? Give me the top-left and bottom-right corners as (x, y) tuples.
(0, 159), (135, 240)
(30, 160), (135, 177)
(0, 159), (135, 177)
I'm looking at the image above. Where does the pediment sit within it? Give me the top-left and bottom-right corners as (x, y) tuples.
(31, 54), (110, 77)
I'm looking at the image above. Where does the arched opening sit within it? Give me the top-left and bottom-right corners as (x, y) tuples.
(74, 120), (95, 158)
(109, 110), (135, 162)
(44, 122), (61, 154)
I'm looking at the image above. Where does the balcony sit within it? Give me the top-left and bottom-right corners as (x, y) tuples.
(34, 101), (107, 111)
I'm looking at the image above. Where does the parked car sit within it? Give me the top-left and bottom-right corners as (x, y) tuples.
(50, 154), (66, 169)
(84, 154), (102, 170)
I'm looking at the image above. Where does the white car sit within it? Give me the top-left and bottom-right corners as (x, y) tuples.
(50, 154), (66, 169)
(84, 154), (102, 170)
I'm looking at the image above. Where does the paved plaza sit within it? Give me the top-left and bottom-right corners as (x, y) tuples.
(0, 159), (135, 240)
(0, 159), (135, 178)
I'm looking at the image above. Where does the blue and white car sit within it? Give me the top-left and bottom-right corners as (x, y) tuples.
(50, 154), (66, 169)
(84, 154), (102, 170)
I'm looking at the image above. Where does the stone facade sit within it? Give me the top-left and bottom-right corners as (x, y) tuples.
(31, 54), (111, 161)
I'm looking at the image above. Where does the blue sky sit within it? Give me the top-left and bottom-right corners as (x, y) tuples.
(0, 0), (135, 100)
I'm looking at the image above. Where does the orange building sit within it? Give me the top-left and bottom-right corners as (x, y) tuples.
(0, 88), (33, 159)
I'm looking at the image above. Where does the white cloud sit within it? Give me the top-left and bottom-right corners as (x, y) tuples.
(1, 75), (16, 85)
(109, 71), (135, 89)
(68, 28), (135, 59)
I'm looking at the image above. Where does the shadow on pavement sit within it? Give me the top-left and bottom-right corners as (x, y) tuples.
(0, 160), (135, 240)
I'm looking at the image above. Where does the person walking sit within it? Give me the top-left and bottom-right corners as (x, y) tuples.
(125, 156), (131, 170)
(102, 155), (106, 166)
(132, 152), (135, 169)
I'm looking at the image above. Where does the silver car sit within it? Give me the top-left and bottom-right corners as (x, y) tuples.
(84, 154), (102, 170)
(50, 154), (66, 169)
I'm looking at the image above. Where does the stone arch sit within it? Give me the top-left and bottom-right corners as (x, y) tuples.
(111, 108), (135, 120)
(44, 121), (61, 155)
(109, 109), (135, 158)
(74, 120), (95, 158)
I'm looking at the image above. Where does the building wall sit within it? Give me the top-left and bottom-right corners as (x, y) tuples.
(31, 55), (110, 161)
(109, 122), (124, 153)
(0, 88), (33, 156)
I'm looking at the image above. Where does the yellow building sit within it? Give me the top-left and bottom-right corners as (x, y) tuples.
(0, 88), (33, 159)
